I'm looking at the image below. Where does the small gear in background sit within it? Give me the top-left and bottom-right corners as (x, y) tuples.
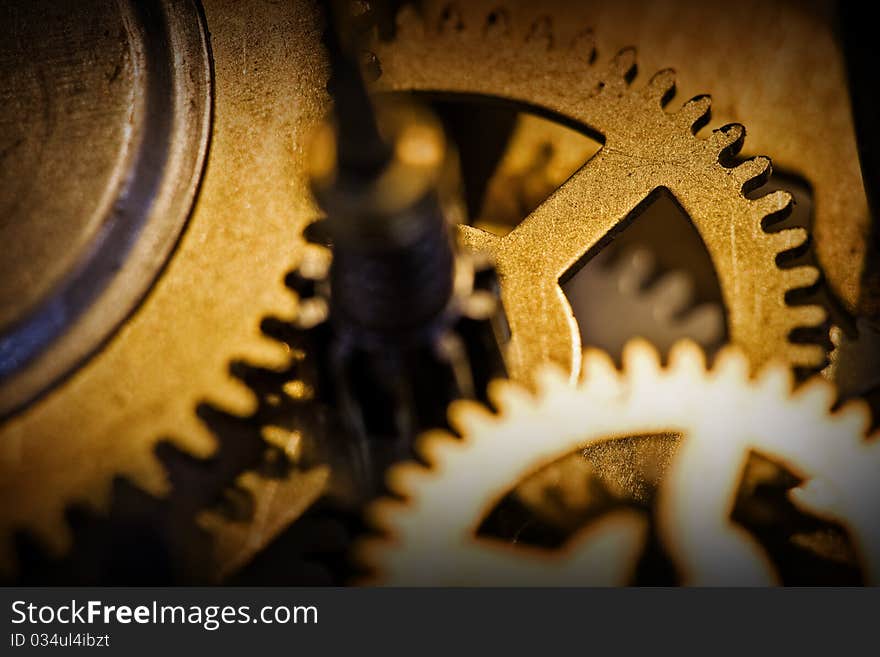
(358, 340), (880, 585)
(824, 320), (880, 406)
(566, 248), (724, 362)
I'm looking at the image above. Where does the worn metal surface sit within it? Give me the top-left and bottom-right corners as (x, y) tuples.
(0, 0), (867, 581)
(373, 3), (825, 382)
(0, 0), (212, 415)
(439, 0), (867, 317)
(0, 0), (328, 571)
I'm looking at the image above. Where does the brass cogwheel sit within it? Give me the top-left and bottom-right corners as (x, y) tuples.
(371, 4), (825, 382)
(0, 0), (329, 575)
(358, 340), (880, 585)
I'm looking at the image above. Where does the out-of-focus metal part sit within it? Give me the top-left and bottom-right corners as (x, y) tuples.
(566, 248), (724, 362)
(372, 4), (825, 383)
(475, 113), (602, 230)
(304, 99), (507, 498)
(200, 465), (331, 582)
(0, 0), (329, 574)
(358, 340), (880, 585)
(839, 4), (880, 320)
(0, 0), (211, 416)
(823, 320), (880, 400)
(310, 101), (457, 338)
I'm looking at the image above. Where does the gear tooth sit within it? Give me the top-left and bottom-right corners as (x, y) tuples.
(448, 399), (496, 436)
(365, 498), (409, 534)
(608, 47), (637, 82)
(650, 271), (692, 317)
(237, 336), (292, 373)
(676, 95), (712, 133)
(782, 265), (820, 291)
(580, 347), (622, 388)
(755, 360), (794, 398)
(437, 3), (465, 34)
(794, 377), (837, 414)
(534, 362), (570, 397)
(483, 7), (510, 37)
(768, 226), (808, 254)
(788, 303), (827, 328)
(786, 342), (828, 370)
(616, 246), (654, 291)
(131, 449), (178, 498)
(684, 304), (725, 347)
(731, 156), (772, 194)
(487, 378), (532, 415)
(387, 462), (429, 498)
(709, 123), (745, 159)
(831, 399), (872, 437)
(621, 339), (661, 378)
(712, 344), (751, 380)
(751, 189), (793, 221)
(294, 297), (330, 329)
(297, 242), (332, 280)
(416, 429), (458, 465)
(668, 339), (708, 375)
(203, 376), (260, 419)
(570, 28), (597, 62)
(525, 15), (553, 49)
(261, 424), (303, 459)
(643, 68), (676, 105)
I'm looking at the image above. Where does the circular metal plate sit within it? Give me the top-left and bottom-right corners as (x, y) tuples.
(0, 0), (212, 416)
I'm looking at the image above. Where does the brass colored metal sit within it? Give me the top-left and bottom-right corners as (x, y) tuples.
(0, 0), (861, 580)
(373, 5), (825, 382)
(424, 0), (871, 316)
(823, 320), (880, 400)
(0, 0), (211, 416)
(359, 341), (880, 585)
(200, 466), (330, 582)
(0, 0), (329, 572)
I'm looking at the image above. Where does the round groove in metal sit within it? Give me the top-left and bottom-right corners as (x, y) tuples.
(0, 0), (213, 417)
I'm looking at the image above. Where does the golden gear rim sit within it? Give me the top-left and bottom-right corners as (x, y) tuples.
(0, 0), (329, 575)
(370, 4), (826, 383)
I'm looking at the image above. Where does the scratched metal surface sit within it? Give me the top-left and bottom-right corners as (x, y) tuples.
(0, 0), (211, 415)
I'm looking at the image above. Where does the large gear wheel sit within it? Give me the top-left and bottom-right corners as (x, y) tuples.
(0, 0), (329, 575)
(358, 340), (880, 585)
(371, 4), (825, 382)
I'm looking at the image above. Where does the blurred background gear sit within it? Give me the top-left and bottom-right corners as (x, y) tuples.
(568, 248), (724, 362)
